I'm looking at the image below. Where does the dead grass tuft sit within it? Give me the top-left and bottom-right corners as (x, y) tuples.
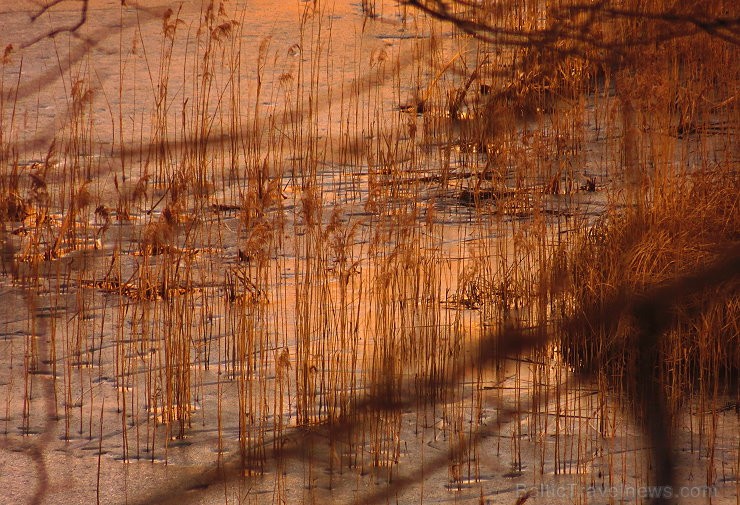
(560, 162), (739, 403)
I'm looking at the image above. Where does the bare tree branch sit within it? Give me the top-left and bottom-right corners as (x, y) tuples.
(22, 0), (90, 49)
(402, 0), (740, 56)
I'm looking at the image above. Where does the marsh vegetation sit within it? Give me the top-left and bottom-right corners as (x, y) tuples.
(0, 0), (737, 504)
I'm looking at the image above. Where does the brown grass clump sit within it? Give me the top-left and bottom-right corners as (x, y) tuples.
(0, 191), (28, 221)
(560, 163), (739, 405)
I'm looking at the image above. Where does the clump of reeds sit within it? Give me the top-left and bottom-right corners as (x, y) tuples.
(559, 162), (739, 405)
(0, 190), (27, 221)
